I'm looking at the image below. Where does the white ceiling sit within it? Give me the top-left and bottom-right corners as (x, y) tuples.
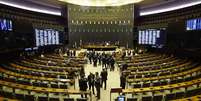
(0, 0), (200, 16)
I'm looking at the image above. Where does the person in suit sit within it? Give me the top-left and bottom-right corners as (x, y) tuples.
(79, 75), (88, 98)
(110, 56), (115, 71)
(93, 54), (98, 67)
(120, 73), (126, 89)
(88, 72), (95, 94)
(73, 50), (76, 57)
(95, 72), (101, 100)
(101, 69), (108, 90)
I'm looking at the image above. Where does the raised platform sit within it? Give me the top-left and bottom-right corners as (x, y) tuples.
(83, 45), (117, 51)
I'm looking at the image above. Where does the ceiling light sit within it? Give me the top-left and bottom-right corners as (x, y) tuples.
(140, 1), (201, 16)
(58, 0), (143, 7)
(0, 1), (61, 16)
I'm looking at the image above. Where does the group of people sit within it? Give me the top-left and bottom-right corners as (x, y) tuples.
(87, 50), (116, 71)
(79, 69), (108, 100)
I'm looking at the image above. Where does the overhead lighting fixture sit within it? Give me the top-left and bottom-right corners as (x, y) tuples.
(59, 0), (143, 7)
(0, 1), (61, 16)
(140, 1), (201, 16)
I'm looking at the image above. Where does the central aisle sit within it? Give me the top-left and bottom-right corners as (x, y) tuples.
(84, 61), (121, 101)
(75, 50), (121, 101)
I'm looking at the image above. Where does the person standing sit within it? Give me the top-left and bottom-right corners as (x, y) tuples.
(88, 51), (92, 64)
(88, 72), (95, 95)
(95, 72), (101, 100)
(79, 75), (88, 98)
(73, 50), (76, 57)
(100, 69), (108, 90)
(98, 54), (102, 66)
(93, 54), (98, 67)
(110, 56), (115, 71)
(80, 67), (85, 78)
(120, 73), (126, 89)
(102, 55), (106, 68)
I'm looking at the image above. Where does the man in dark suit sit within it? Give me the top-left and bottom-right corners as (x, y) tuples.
(101, 69), (108, 90)
(88, 72), (95, 94)
(120, 73), (126, 89)
(79, 75), (88, 98)
(95, 72), (101, 100)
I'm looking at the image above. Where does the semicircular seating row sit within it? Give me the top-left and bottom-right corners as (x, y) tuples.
(0, 53), (90, 101)
(116, 52), (201, 101)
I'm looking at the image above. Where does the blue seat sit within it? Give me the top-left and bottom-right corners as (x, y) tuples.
(153, 95), (163, 101)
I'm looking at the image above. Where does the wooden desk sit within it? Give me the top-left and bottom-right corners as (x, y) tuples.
(10, 63), (70, 75)
(123, 78), (201, 94)
(0, 80), (91, 96)
(0, 67), (74, 84)
(0, 96), (19, 101)
(127, 66), (201, 83)
(128, 61), (191, 75)
(172, 94), (201, 101)
(83, 45), (117, 51)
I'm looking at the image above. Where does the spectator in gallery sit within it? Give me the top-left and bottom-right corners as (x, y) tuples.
(120, 73), (126, 89)
(79, 75), (88, 98)
(88, 72), (95, 94)
(95, 72), (101, 100)
(101, 68), (108, 90)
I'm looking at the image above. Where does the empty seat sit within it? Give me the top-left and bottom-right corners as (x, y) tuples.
(136, 75), (142, 78)
(49, 97), (60, 101)
(127, 98), (137, 101)
(175, 92), (184, 99)
(143, 83), (150, 87)
(60, 75), (67, 79)
(33, 82), (40, 86)
(186, 89), (197, 97)
(153, 82), (160, 86)
(64, 98), (74, 101)
(2, 92), (14, 99)
(170, 79), (177, 84)
(60, 84), (68, 89)
(15, 93), (24, 100)
(160, 81), (168, 85)
(76, 98), (87, 101)
(153, 95), (163, 101)
(38, 96), (48, 101)
(142, 96), (152, 101)
(51, 84), (59, 88)
(24, 95), (35, 101)
(134, 84), (141, 88)
(40, 83), (48, 88)
(165, 93), (175, 101)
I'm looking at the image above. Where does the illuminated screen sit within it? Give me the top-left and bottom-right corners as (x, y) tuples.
(186, 18), (201, 30)
(138, 29), (166, 48)
(0, 18), (12, 31)
(118, 96), (125, 101)
(35, 29), (61, 47)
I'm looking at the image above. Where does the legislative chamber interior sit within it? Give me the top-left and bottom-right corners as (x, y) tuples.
(0, 0), (201, 101)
